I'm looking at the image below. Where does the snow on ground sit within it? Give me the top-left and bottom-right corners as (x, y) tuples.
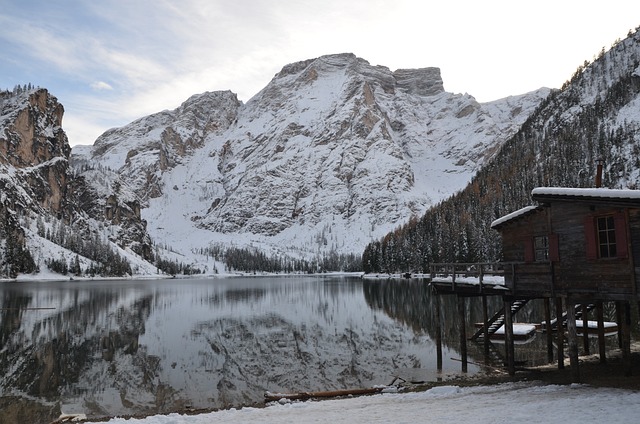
(83, 382), (640, 424)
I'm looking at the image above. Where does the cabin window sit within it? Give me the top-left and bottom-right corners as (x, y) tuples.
(524, 234), (558, 263)
(534, 235), (549, 262)
(584, 212), (628, 260)
(597, 216), (617, 258)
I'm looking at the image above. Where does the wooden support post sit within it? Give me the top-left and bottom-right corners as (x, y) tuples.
(616, 301), (624, 349)
(597, 301), (606, 364)
(544, 298), (554, 363)
(451, 265), (456, 291)
(434, 291), (443, 373)
(458, 296), (467, 373)
(555, 297), (565, 369)
(566, 299), (580, 383)
(504, 297), (515, 376)
(482, 294), (490, 361)
(623, 301), (632, 377)
(582, 303), (590, 354)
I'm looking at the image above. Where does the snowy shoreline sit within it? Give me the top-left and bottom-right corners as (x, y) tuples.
(73, 380), (640, 424)
(0, 270), (366, 284)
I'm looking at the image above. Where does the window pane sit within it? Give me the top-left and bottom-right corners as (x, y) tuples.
(534, 235), (549, 262)
(596, 215), (617, 258)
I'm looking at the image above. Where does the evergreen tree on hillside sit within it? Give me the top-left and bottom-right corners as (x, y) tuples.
(363, 28), (640, 273)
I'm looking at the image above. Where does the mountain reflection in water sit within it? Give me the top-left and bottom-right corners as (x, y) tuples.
(4, 276), (619, 422)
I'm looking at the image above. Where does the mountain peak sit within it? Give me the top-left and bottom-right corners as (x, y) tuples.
(71, 53), (549, 266)
(267, 53), (444, 100)
(0, 87), (69, 168)
(393, 67), (444, 96)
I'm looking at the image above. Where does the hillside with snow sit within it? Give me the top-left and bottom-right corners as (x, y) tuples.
(363, 28), (640, 272)
(70, 53), (548, 273)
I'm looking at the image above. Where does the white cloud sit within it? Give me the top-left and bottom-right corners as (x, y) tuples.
(90, 81), (113, 91)
(4, 0), (640, 146)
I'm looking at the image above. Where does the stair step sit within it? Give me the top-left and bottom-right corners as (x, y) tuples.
(470, 299), (530, 341)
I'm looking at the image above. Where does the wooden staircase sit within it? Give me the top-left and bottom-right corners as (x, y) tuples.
(470, 299), (530, 341)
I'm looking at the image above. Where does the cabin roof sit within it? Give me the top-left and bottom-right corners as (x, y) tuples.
(531, 187), (640, 203)
(491, 187), (640, 230)
(490, 205), (542, 229)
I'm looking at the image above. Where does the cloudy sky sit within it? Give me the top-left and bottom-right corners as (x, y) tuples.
(1, 0), (639, 146)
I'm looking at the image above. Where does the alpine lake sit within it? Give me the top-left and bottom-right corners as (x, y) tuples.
(0, 275), (622, 422)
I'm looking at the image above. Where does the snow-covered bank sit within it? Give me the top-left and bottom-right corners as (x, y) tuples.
(83, 382), (640, 423)
(1, 270), (365, 283)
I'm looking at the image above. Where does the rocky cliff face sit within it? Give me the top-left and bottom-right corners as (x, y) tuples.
(84, 90), (241, 202)
(0, 89), (154, 278)
(72, 53), (549, 267)
(0, 89), (70, 217)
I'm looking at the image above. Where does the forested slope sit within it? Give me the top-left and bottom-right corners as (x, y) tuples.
(363, 27), (640, 273)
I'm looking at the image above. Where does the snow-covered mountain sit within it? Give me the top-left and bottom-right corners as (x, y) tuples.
(0, 88), (156, 278)
(71, 53), (548, 272)
(363, 28), (640, 272)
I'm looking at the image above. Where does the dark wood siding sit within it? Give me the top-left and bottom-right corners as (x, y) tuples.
(509, 263), (553, 296)
(498, 209), (553, 295)
(499, 210), (548, 262)
(496, 202), (640, 301)
(552, 204), (633, 298)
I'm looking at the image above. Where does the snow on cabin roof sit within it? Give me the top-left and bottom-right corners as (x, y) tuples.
(490, 205), (541, 229)
(531, 187), (640, 201)
(491, 187), (640, 229)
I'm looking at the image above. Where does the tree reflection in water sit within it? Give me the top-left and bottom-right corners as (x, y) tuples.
(362, 278), (623, 369)
(1, 277), (622, 423)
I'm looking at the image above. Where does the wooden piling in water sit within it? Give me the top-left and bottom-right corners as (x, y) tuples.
(458, 296), (467, 373)
(504, 297), (515, 376)
(544, 298), (554, 363)
(623, 301), (632, 376)
(555, 297), (565, 370)
(434, 290), (443, 372)
(597, 301), (606, 364)
(582, 303), (590, 354)
(566, 299), (580, 383)
(481, 294), (490, 361)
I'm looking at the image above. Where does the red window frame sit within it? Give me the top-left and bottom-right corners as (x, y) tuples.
(524, 233), (559, 263)
(584, 212), (628, 260)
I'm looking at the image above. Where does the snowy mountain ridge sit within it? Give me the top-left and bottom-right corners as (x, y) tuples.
(71, 53), (549, 271)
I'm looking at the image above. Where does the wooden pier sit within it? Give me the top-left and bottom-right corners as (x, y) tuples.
(426, 186), (640, 381)
(427, 261), (636, 380)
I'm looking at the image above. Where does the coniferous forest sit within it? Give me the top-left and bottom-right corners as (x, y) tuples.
(363, 29), (640, 273)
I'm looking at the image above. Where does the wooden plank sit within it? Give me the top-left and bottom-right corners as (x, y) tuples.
(264, 387), (386, 402)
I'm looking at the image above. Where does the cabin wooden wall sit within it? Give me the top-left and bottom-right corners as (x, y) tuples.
(498, 209), (553, 296)
(497, 203), (640, 300)
(551, 203), (635, 300)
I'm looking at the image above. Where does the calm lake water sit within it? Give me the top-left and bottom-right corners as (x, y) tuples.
(0, 276), (621, 421)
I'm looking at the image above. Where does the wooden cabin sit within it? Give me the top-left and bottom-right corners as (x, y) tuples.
(489, 186), (640, 380)
(491, 187), (640, 302)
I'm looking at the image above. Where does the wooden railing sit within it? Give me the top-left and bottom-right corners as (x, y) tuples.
(429, 262), (506, 291)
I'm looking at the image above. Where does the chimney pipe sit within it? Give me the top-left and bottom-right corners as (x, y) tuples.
(595, 158), (604, 188)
